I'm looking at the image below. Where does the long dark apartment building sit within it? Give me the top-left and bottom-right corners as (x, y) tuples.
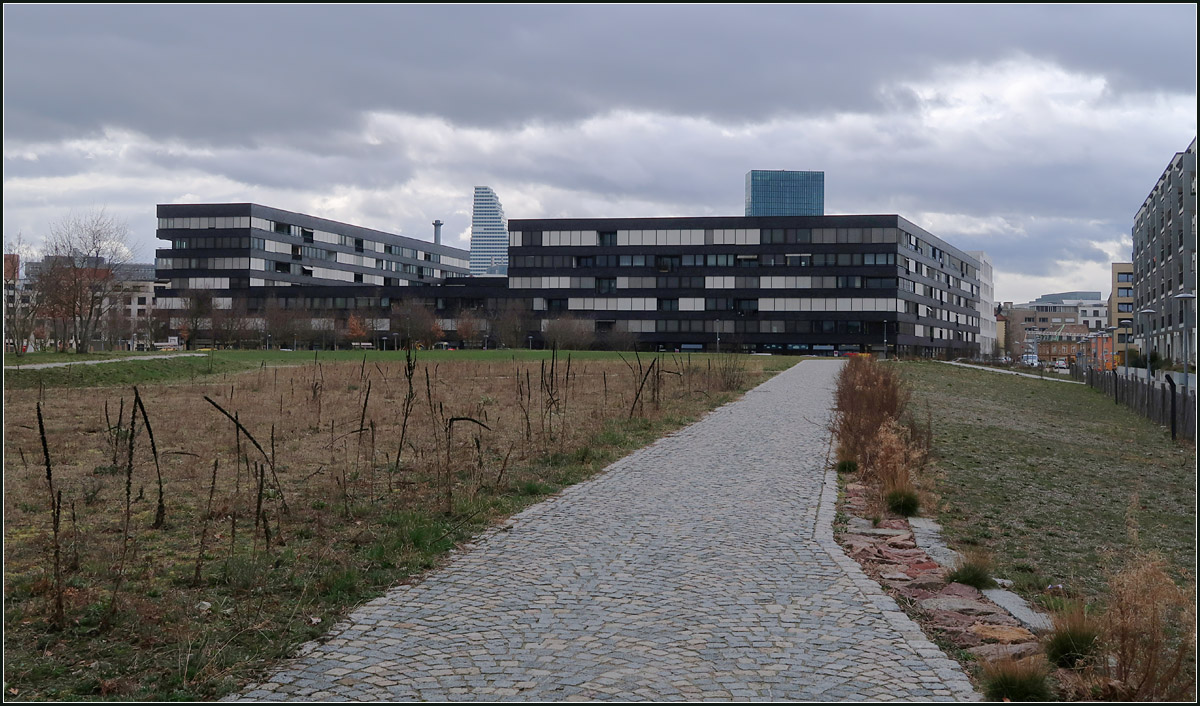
(154, 203), (984, 356)
(1131, 136), (1196, 365)
(156, 203), (469, 290)
(507, 215), (983, 356)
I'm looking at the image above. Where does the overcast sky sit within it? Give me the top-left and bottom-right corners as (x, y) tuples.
(3, 4), (1196, 303)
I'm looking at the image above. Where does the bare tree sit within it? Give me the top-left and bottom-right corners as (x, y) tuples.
(3, 233), (43, 356)
(138, 310), (170, 348)
(542, 313), (596, 351)
(600, 325), (639, 352)
(262, 296), (302, 349)
(211, 299), (254, 349)
(41, 208), (136, 353)
(179, 292), (212, 350)
(391, 299), (442, 348)
(492, 299), (532, 349)
(455, 315), (482, 348)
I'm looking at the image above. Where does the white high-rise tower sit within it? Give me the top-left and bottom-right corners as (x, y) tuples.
(470, 186), (508, 276)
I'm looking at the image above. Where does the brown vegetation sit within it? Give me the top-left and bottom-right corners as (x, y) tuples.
(3, 351), (779, 699)
(832, 356), (925, 516)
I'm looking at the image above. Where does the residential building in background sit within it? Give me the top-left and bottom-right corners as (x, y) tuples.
(470, 186), (509, 276)
(19, 256), (165, 351)
(1108, 262), (1135, 357)
(147, 178), (991, 357)
(1132, 136), (1197, 365)
(1075, 298), (1108, 332)
(999, 300), (1090, 364)
(745, 171), (824, 217)
(507, 214), (983, 356)
(968, 251), (997, 357)
(156, 203), (468, 292)
(154, 203), (469, 348)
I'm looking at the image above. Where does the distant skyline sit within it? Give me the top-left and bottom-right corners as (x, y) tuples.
(3, 4), (1196, 303)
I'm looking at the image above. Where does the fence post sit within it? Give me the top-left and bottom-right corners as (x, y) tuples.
(1165, 375), (1177, 441)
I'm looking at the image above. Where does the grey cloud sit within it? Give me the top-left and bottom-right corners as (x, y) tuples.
(3, 4), (1195, 305)
(5, 5), (1195, 145)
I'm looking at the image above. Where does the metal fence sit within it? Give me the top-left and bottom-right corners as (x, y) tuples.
(1075, 367), (1196, 442)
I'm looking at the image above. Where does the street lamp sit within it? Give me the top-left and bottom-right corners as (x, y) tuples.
(716, 318), (721, 353)
(1139, 308), (1157, 385)
(1119, 318), (1133, 378)
(1173, 292), (1196, 397)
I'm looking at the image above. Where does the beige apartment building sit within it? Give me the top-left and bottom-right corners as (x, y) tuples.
(1108, 262), (1136, 361)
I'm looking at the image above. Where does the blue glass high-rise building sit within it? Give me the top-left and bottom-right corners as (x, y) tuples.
(470, 186), (508, 276)
(745, 170), (825, 216)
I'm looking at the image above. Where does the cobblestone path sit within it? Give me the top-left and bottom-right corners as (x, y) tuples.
(231, 360), (978, 701)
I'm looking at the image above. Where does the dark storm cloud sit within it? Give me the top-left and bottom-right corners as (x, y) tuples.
(5, 4), (1194, 143)
(3, 4), (1196, 303)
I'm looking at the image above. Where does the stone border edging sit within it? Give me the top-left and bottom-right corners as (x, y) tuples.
(816, 443), (981, 700)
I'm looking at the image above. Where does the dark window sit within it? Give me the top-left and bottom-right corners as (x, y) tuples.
(599, 231), (617, 247)
(656, 256), (681, 272)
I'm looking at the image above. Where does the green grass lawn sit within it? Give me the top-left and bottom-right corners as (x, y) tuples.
(4, 348), (796, 390)
(902, 361), (1195, 603)
(3, 350), (179, 366)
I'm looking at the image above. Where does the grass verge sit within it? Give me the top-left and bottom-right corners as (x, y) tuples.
(902, 360), (1194, 603)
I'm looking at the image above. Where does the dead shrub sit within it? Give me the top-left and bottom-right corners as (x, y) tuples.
(832, 356), (909, 470)
(1097, 554), (1196, 701)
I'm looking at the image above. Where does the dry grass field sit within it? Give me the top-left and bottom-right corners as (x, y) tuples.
(3, 350), (790, 700)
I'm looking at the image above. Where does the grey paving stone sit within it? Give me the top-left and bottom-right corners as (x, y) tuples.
(224, 360), (978, 702)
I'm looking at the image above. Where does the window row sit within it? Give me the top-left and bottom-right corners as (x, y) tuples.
(170, 236), (264, 250)
(512, 251), (904, 271)
(511, 227), (932, 249)
(510, 274), (903, 292)
(159, 216), (251, 230)
(158, 257), (250, 271)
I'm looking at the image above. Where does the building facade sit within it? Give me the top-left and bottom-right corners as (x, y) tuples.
(744, 171), (824, 217)
(152, 203), (989, 357)
(154, 203), (470, 347)
(507, 214), (983, 356)
(470, 186), (509, 276)
(968, 251), (997, 358)
(1108, 262), (1136, 355)
(157, 203), (468, 292)
(1132, 137), (1197, 366)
